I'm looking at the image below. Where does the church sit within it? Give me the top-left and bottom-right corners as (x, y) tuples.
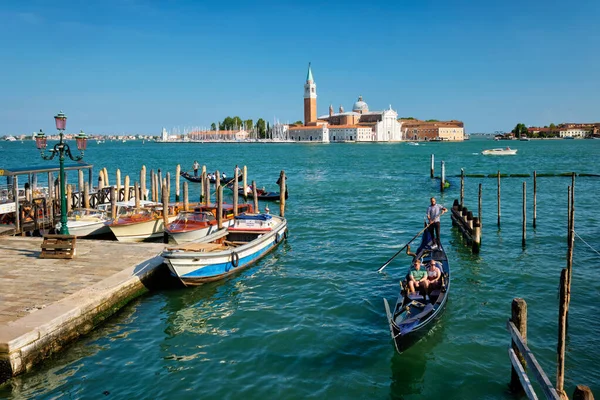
(288, 64), (404, 143)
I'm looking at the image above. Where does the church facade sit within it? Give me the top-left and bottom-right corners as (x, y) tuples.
(288, 64), (404, 143)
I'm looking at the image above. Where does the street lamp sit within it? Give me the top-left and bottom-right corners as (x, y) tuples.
(35, 111), (87, 235)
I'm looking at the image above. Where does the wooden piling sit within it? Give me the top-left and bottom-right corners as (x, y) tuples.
(166, 172), (171, 203)
(150, 170), (155, 202)
(204, 172), (210, 205)
(567, 185), (575, 313)
(66, 185), (73, 211)
(103, 168), (109, 187)
(440, 161), (446, 192)
(134, 182), (140, 210)
(83, 183), (90, 209)
(252, 180), (259, 212)
(533, 171), (537, 229)
(243, 165), (248, 194)
(557, 268), (568, 399)
(162, 183), (169, 244)
(497, 170), (501, 227)
(183, 182), (189, 211)
(78, 170), (84, 207)
(472, 217), (481, 253)
(509, 298), (527, 394)
(116, 169), (122, 201)
(233, 169), (239, 216)
(158, 169), (163, 199)
(573, 385), (594, 400)
(279, 171), (286, 217)
(567, 186), (572, 244)
(110, 186), (117, 219)
(124, 176), (130, 202)
(217, 185), (223, 229)
(215, 171), (220, 196)
(522, 181), (526, 247)
(460, 168), (464, 206)
(98, 174), (105, 190)
(175, 164), (180, 202)
(200, 171), (206, 202)
(430, 154), (434, 178)
(141, 165), (146, 201)
(13, 175), (20, 233)
(478, 183), (482, 228)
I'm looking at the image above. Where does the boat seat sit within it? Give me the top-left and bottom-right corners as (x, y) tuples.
(399, 304), (434, 326)
(407, 292), (425, 301)
(166, 243), (226, 252)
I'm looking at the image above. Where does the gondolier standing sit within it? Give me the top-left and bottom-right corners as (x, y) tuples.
(193, 160), (200, 177)
(427, 197), (447, 247)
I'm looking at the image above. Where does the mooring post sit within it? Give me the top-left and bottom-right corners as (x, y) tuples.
(12, 175), (20, 234)
(440, 161), (446, 192)
(83, 182), (90, 209)
(166, 172), (171, 203)
(78, 170), (84, 207)
(204, 172), (210, 205)
(116, 169), (122, 201)
(243, 165), (248, 195)
(460, 168), (464, 206)
(252, 180), (259, 212)
(472, 217), (481, 253)
(158, 169), (162, 199)
(103, 168), (109, 187)
(478, 183), (482, 228)
(217, 185), (223, 229)
(510, 298), (527, 394)
(175, 164), (180, 202)
(557, 268), (568, 399)
(66, 185), (73, 212)
(183, 181), (189, 211)
(279, 170), (286, 217)
(124, 175), (130, 202)
(566, 184), (575, 313)
(233, 168), (239, 216)
(162, 182), (169, 244)
(110, 186), (116, 219)
(430, 154), (435, 178)
(215, 171), (220, 195)
(150, 169), (155, 202)
(497, 170), (501, 227)
(134, 182), (140, 210)
(200, 171), (206, 203)
(567, 186), (572, 245)
(573, 385), (594, 400)
(98, 173), (104, 190)
(467, 211), (473, 231)
(522, 181), (526, 247)
(533, 171), (537, 229)
(140, 165), (146, 200)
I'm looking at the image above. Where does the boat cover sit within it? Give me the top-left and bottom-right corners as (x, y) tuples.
(234, 213), (272, 221)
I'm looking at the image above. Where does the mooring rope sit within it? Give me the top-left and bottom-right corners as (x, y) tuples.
(574, 231), (600, 257)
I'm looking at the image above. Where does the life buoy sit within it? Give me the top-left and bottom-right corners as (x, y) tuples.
(231, 252), (239, 268)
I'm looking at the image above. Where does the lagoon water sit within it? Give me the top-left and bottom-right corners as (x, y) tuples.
(0, 137), (599, 399)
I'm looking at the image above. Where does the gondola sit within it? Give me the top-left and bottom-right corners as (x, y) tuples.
(383, 228), (450, 353)
(180, 171), (243, 184)
(225, 183), (288, 201)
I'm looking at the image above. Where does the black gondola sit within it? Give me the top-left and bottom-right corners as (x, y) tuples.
(383, 228), (450, 353)
(180, 171), (242, 184)
(225, 183), (289, 201)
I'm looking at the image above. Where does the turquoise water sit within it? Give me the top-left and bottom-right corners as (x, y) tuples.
(0, 138), (599, 399)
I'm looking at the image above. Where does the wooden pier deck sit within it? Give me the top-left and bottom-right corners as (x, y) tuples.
(0, 236), (166, 383)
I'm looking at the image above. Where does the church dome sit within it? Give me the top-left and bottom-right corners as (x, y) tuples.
(352, 96), (368, 112)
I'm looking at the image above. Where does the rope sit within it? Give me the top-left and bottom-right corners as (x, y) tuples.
(574, 231), (600, 257)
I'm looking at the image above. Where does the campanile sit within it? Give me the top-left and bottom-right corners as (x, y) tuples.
(304, 63), (317, 125)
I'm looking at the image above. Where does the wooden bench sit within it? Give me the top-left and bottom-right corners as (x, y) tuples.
(40, 234), (77, 259)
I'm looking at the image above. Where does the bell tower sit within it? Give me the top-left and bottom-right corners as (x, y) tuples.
(304, 63), (317, 125)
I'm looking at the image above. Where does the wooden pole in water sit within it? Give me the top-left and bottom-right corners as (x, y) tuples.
(217, 185), (223, 229)
(204, 172), (210, 206)
(116, 169), (122, 201)
(233, 168), (239, 216)
(98, 173), (104, 190)
(150, 170), (155, 202)
(12, 175), (20, 234)
(83, 182), (90, 209)
(460, 168), (464, 206)
(573, 386), (594, 400)
(478, 183), (482, 228)
(175, 165), (180, 202)
(497, 170), (501, 227)
(110, 186), (117, 219)
(566, 184), (575, 313)
(472, 217), (481, 253)
(430, 154), (434, 178)
(183, 182), (189, 211)
(440, 161), (445, 192)
(509, 298), (527, 394)
(141, 165), (146, 201)
(134, 182), (140, 210)
(162, 182), (169, 244)
(243, 165), (248, 195)
(66, 185), (72, 212)
(522, 181), (526, 247)
(557, 268), (568, 399)
(215, 171), (220, 197)
(103, 168), (109, 187)
(533, 171), (537, 229)
(78, 170), (84, 207)
(252, 180), (259, 212)
(279, 170), (286, 217)
(124, 175), (130, 202)
(166, 172), (171, 203)
(200, 171), (206, 203)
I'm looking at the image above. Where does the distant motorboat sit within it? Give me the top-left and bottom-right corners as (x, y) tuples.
(481, 147), (518, 155)
(407, 142), (419, 146)
(5, 136), (17, 142)
(520, 137), (530, 141)
(563, 136), (575, 140)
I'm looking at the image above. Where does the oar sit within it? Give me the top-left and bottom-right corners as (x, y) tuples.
(377, 222), (433, 273)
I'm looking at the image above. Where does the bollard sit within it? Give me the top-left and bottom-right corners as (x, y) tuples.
(78, 170), (84, 207)
(573, 385), (594, 400)
(243, 165), (248, 196)
(83, 182), (90, 209)
(66, 185), (72, 212)
(466, 211), (473, 231)
(162, 183), (169, 244)
(440, 161), (446, 192)
(110, 186), (117, 219)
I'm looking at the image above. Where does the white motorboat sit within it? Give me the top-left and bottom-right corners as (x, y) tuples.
(481, 147), (518, 155)
(57, 208), (110, 237)
(107, 203), (178, 242)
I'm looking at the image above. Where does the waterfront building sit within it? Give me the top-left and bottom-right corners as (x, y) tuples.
(187, 129), (249, 142)
(288, 64), (404, 143)
(401, 119), (465, 141)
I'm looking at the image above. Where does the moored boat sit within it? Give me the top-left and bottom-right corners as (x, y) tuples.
(180, 171), (242, 184)
(481, 147), (518, 155)
(57, 208), (111, 237)
(383, 228), (450, 353)
(165, 203), (254, 244)
(107, 203), (179, 242)
(162, 213), (287, 286)
(225, 183), (288, 201)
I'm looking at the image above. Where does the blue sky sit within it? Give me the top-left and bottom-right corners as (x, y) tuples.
(1, 0), (599, 135)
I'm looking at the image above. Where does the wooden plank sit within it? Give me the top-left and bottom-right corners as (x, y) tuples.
(508, 348), (539, 400)
(507, 321), (561, 400)
(41, 243), (75, 250)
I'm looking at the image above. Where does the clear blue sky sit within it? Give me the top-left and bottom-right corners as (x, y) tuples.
(1, 0), (599, 135)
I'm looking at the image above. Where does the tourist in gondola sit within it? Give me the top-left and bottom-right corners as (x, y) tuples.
(407, 259), (428, 296)
(427, 197), (447, 248)
(426, 260), (442, 293)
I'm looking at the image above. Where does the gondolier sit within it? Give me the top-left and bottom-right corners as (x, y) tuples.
(193, 160), (200, 176)
(427, 197), (447, 247)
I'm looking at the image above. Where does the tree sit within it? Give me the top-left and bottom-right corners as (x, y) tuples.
(426, 119), (439, 122)
(244, 119), (253, 131)
(210, 122), (216, 131)
(512, 123), (528, 139)
(293, 120), (303, 126)
(256, 118), (266, 138)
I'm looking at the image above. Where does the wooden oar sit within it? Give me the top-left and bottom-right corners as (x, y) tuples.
(377, 222), (433, 273)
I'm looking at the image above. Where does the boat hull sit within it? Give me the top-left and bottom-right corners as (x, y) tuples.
(163, 216), (287, 286)
(109, 216), (177, 242)
(167, 220), (233, 244)
(65, 221), (111, 237)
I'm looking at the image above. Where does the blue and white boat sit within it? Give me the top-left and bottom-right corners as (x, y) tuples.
(162, 213), (287, 286)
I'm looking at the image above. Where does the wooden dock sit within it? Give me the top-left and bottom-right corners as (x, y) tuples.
(0, 236), (166, 384)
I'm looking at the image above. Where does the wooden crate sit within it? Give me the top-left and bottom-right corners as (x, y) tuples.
(40, 234), (77, 259)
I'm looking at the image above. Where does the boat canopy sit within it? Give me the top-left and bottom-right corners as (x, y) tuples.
(234, 213), (272, 221)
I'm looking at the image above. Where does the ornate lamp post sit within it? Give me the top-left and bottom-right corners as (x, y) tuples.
(35, 111), (87, 235)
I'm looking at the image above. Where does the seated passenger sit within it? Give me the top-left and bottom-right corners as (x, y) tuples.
(426, 260), (442, 294)
(407, 260), (428, 296)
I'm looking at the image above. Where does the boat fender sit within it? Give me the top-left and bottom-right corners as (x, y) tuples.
(283, 230), (288, 240)
(231, 252), (239, 268)
(275, 232), (283, 244)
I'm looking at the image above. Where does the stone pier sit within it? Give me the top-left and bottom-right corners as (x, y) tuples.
(0, 236), (167, 384)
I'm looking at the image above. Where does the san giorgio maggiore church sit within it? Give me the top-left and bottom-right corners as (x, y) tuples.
(288, 64), (404, 143)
